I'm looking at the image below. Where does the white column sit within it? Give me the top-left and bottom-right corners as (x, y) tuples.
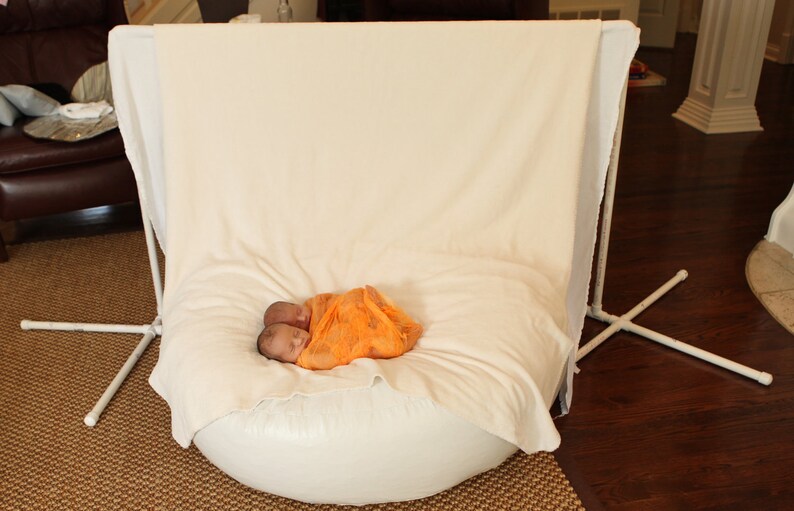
(673, 0), (776, 134)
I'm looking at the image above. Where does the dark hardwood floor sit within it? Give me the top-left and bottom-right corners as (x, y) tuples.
(4, 32), (792, 511)
(555, 34), (794, 510)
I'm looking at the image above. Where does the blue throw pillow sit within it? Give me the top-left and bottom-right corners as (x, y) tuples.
(0, 92), (22, 127)
(0, 85), (61, 125)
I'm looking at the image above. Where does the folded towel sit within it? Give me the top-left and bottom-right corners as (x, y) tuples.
(59, 101), (114, 120)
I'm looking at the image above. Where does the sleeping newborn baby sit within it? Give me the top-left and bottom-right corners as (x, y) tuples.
(257, 285), (423, 370)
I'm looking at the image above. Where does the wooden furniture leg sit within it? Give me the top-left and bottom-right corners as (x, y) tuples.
(0, 233), (7, 262)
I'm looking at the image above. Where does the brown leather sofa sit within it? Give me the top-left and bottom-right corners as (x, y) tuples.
(0, 0), (138, 261)
(319, 0), (549, 21)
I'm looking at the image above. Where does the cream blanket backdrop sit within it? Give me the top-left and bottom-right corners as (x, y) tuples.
(148, 21), (602, 450)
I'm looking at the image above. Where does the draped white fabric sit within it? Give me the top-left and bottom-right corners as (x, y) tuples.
(109, 21), (639, 451)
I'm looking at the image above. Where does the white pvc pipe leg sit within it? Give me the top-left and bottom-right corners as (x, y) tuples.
(616, 317), (773, 386)
(20, 320), (162, 336)
(84, 323), (160, 427)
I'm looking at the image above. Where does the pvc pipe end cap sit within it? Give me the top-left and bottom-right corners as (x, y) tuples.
(757, 372), (773, 386)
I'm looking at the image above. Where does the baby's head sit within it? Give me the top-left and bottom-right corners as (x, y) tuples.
(264, 301), (311, 331)
(257, 323), (311, 363)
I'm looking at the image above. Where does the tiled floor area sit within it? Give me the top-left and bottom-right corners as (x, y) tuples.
(746, 240), (794, 335)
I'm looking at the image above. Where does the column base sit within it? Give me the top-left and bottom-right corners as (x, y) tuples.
(672, 97), (763, 134)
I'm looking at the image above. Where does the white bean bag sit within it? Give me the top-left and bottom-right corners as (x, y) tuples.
(108, 20), (638, 505)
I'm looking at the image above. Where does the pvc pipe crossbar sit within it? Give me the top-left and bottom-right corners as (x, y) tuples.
(20, 320), (162, 336)
(589, 308), (773, 385)
(19, 73), (773, 433)
(84, 319), (161, 426)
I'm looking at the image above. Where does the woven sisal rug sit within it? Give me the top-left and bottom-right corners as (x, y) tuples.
(0, 232), (586, 510)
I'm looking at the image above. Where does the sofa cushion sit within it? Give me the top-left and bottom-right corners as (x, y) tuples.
(0, 119), (124, 175)
(0, 25), (109, 93)
(0, 0), (106, 34)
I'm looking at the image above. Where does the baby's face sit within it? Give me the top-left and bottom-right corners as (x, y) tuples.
(262, 323), (310, 363)
(266, 302), (311, 331)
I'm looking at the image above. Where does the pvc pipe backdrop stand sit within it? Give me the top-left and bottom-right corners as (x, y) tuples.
(18, 50), (771, 432)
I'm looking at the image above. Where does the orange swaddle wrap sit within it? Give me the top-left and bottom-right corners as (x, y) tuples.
(296, 286), (423, 370)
